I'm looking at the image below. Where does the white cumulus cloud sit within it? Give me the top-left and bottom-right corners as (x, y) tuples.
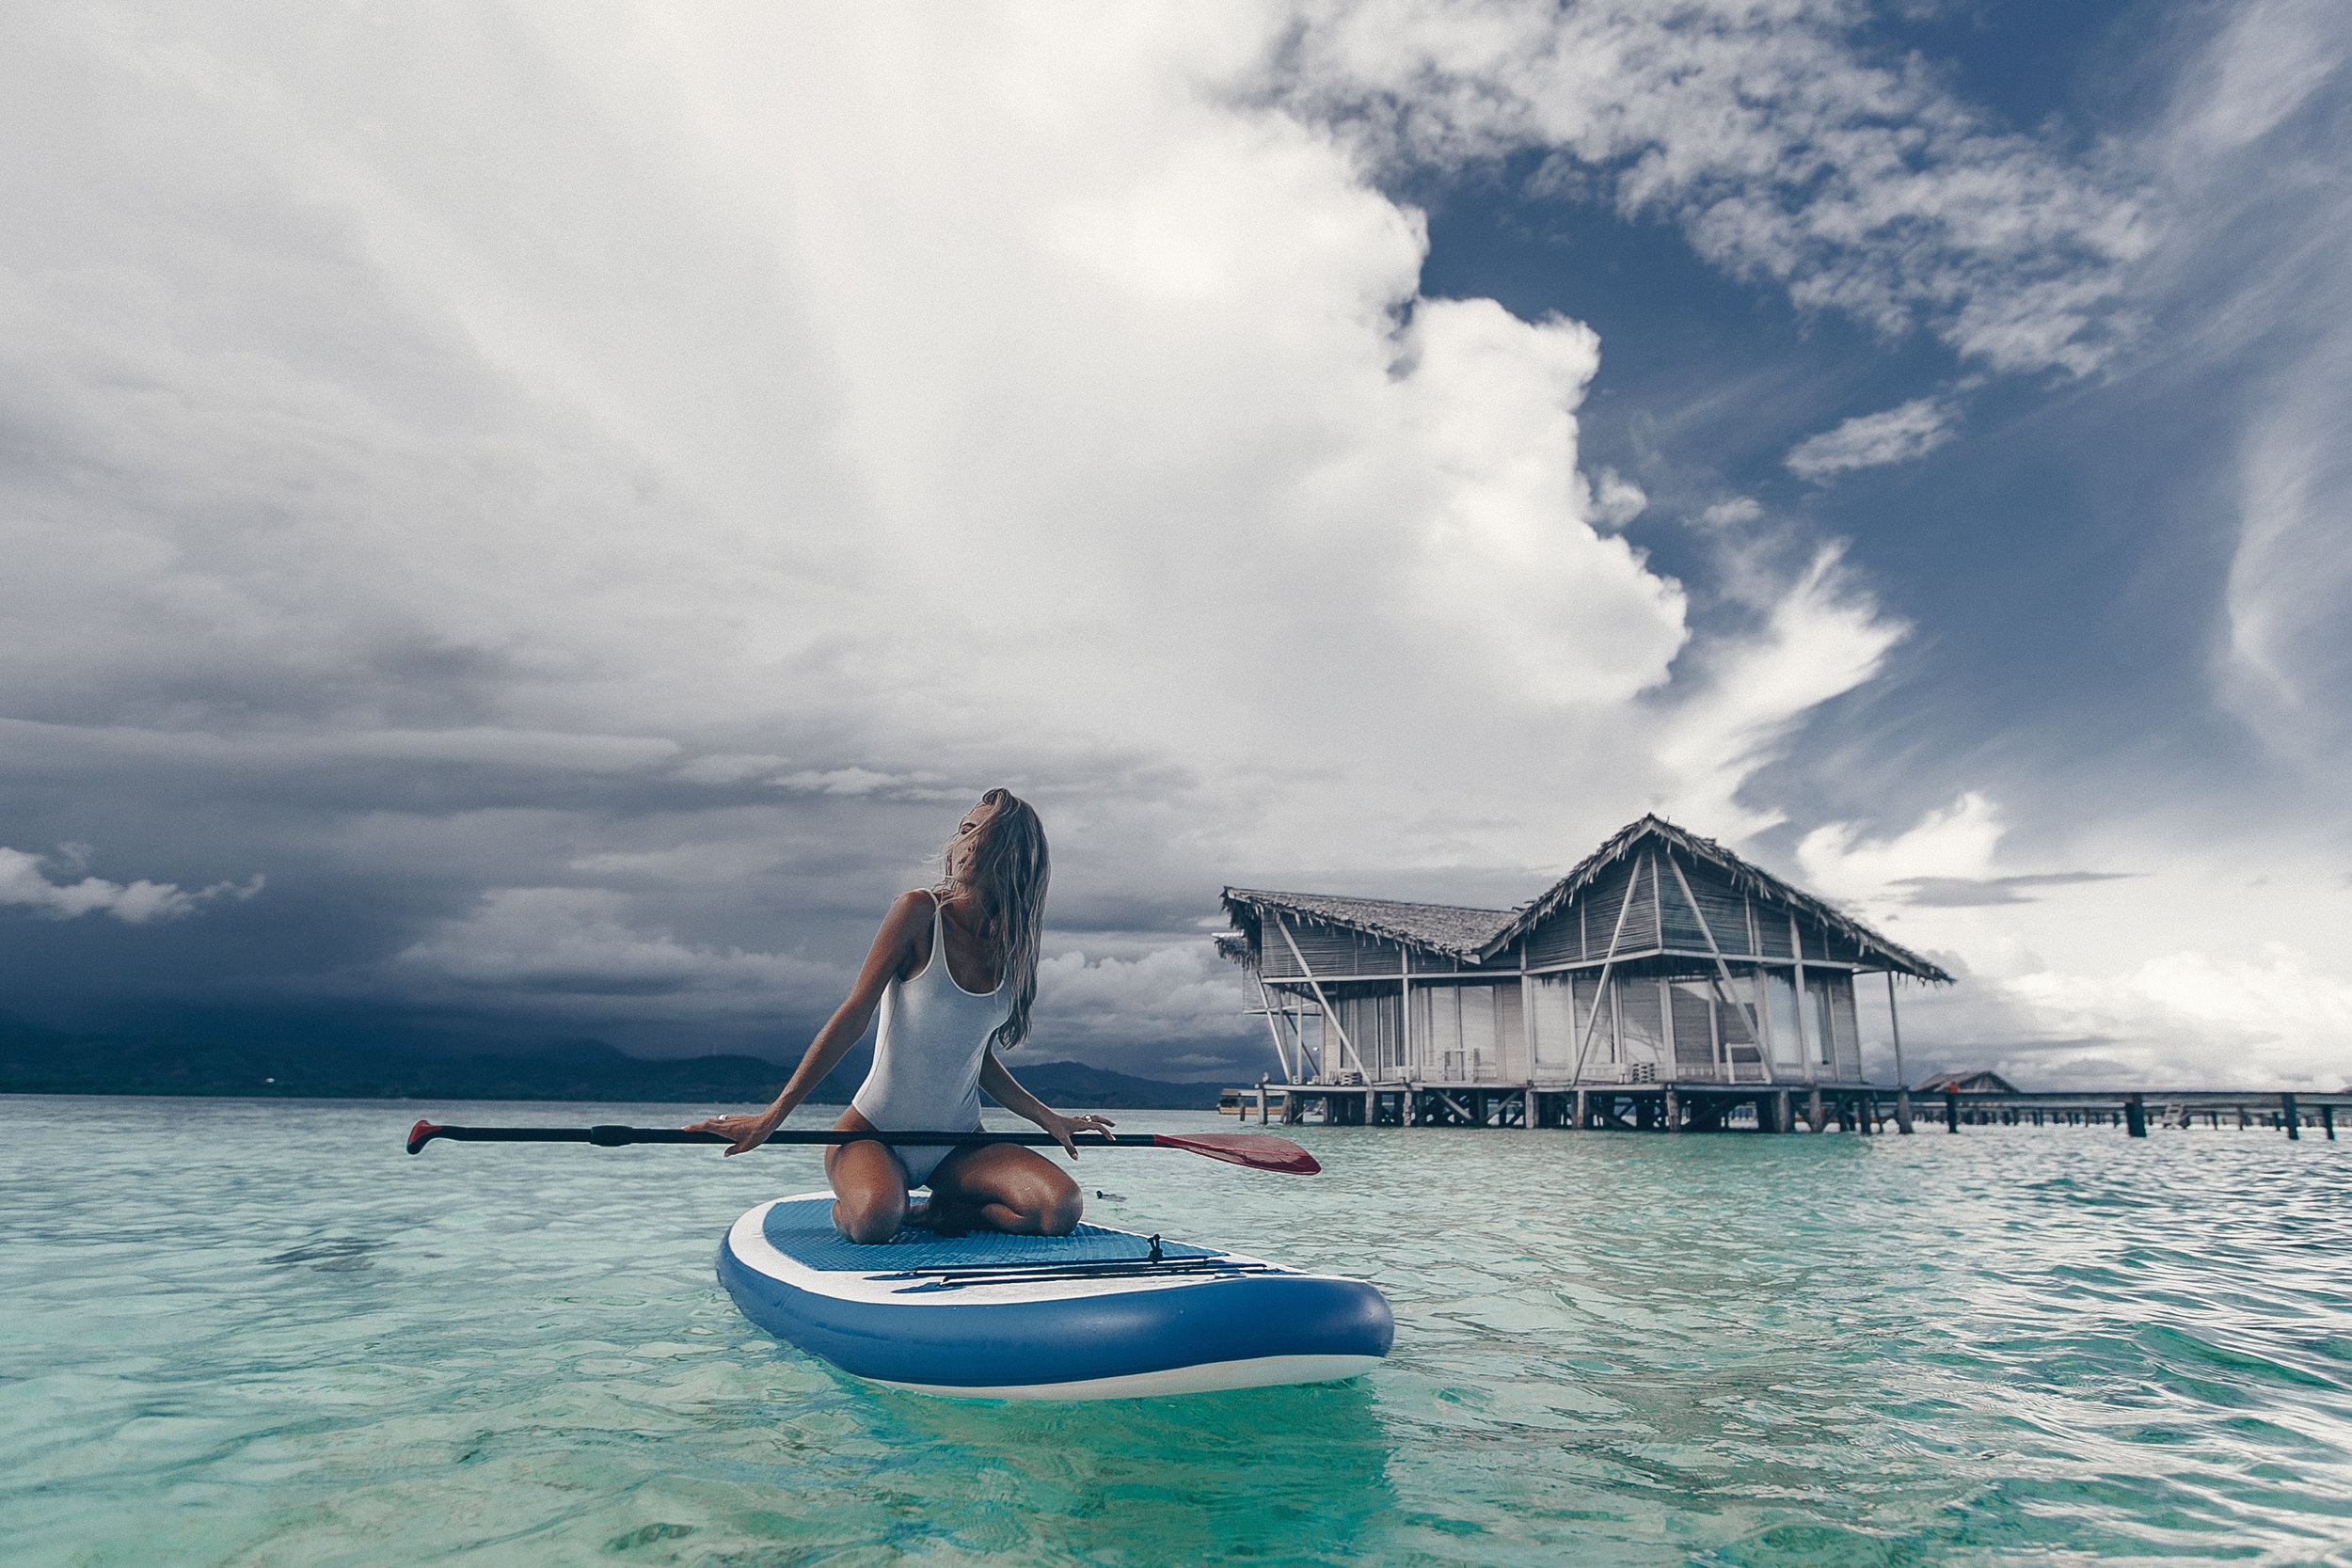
(1786, 399), (1958, 480)
(1278, 0), (2154, 375)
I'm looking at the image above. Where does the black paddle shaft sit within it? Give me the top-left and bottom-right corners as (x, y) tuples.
(405, 1121), (1159, 1155)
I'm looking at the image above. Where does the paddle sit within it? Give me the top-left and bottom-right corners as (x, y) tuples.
(404, 1120), (1320, 1175)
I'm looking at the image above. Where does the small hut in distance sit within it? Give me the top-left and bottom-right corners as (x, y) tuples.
(1218, 816), (1952, 1132)
(1918, 1069), (2017, 1095)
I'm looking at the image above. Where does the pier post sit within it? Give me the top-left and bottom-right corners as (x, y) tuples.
(2124, 1094), (2147, 1138)
(1774, 1089), (1792, 1133)
(1885, 973), (1915, 1133)
(2282, 1094), (2300, 1141)
(1524, 1082), (1538, 1132)
(1571, 1088), (1587, 1131)
(1945, 1087), (1961, 1133)
(1256, 1078), (1267, 1125)
(1664, 1087), (1680, 1133)
(1805, 1087), (1825, 1134)
(2325, 1105), (2336, 1141)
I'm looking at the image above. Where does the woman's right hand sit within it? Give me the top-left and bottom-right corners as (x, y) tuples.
(684, 1111), (780, 1157)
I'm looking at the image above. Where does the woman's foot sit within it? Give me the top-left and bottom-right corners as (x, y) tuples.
(906, 1194), (977, 1237)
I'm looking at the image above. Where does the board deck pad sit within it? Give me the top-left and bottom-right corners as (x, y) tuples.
(758, 1196), (1220, 1271)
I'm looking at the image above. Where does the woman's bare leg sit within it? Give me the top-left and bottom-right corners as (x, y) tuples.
(823, 1107), (909, 1243)
(926, 1144), (1084, 1236)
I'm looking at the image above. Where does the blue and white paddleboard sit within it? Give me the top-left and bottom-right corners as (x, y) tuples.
(718, 1193), (1394, 1400)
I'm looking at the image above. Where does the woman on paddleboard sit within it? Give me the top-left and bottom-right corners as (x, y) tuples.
(686, 789), (1110, 1243)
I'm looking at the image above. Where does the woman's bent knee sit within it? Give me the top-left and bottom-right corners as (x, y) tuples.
(1035, 1177), (1084, 1235)
(834, 1196), (902, 1244)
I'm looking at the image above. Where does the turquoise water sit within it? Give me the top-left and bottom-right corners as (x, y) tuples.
(6, 1095), (2350, 1566)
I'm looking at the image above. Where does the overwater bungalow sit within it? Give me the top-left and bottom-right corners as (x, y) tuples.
(1217, 816), (1952, 1132)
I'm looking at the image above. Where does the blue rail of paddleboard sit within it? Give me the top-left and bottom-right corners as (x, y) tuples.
(759, 1196), (1219, 1271)
(718, 1233), (1395, 1388)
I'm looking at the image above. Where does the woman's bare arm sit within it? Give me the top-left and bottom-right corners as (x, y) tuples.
(978, 1050), (1114, 1159)
(684, 891), (936, 1155)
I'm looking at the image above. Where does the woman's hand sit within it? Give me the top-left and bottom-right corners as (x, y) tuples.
(1041, 1111), (1116, 1159)
(684, 1111), (780, 1157)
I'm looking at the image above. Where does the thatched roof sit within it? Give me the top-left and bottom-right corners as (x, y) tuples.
(1478, 815), (1950, 981)
(1220, 889), (1511, 960)
(1918, 1069), (2016, 1094)
(1220, 815), (1953, 983)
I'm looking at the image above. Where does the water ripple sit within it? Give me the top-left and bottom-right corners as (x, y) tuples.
(4, 1096), (2350, 1564)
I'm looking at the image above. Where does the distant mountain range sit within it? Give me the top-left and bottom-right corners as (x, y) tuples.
(0, 1013), (1226, 1109)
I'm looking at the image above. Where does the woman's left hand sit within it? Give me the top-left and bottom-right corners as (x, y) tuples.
(1044, 1112), (1116, 1159)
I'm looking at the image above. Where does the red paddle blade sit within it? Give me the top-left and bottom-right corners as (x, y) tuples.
(406, 1119), (445, 1154)
(1151, 1132), (1320, 1175)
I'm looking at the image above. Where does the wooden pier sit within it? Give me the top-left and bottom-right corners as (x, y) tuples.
(1241, 1081), (2349, 1139)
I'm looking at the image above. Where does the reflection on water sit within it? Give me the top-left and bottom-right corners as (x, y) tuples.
(3, 1095), (2348, 1565)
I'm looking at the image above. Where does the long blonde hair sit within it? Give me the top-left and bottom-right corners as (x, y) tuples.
(936, 788), (1049, 1053)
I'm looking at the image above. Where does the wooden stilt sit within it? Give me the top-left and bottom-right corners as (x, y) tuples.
(1945, 1087), (1961, 1133)
(2124, 1094), (2147, 1138)
(1664, 1087), (1681, 1133)
(2283, 1094), (2301, 1141)
(1806, 1086), (1825, 1134)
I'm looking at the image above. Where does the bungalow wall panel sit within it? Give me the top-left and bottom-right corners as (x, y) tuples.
(1259, 927), (1300, 978)
(1756, 908), (1793, 958)
(1333, 989), (1405, 1082)
(1526, 909), (1582, 968)
(1597, 862), (1661, 953)
(1579, 860), (1654, 956)
(1409, 985), (1442, 1077)
(1497, 983), (1527, 1082)
(1615, 975), (1665, 1077)
(1692, 880), (1755, 957)
(1411, 982), (1518, 1082)
(1670, 982), (1718, 1074)
(1460, 985), (1500, 1083)
(1529, 973), (1578, 1073)
(1829, 974), (1862, 1081)
(1718, 971), (1766, 1074)
(1657, 856), (1711, 952)
(1572, 971), (1612, 1067)
(1803, 973), (1840, 1071)
(1284, 922), (1403, 977)
(1766, 971), (1803, 1069)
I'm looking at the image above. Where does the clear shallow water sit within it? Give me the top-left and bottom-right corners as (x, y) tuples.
(5, 1096), (2350, 1566)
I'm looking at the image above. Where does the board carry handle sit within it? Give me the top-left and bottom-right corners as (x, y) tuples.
(404, 1120), (1319, 1174)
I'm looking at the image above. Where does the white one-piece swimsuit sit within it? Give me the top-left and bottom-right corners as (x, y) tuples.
(850, 893), (1011, 1188)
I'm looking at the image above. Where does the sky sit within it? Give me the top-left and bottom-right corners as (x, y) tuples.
(2, 0), (2347, 1090)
